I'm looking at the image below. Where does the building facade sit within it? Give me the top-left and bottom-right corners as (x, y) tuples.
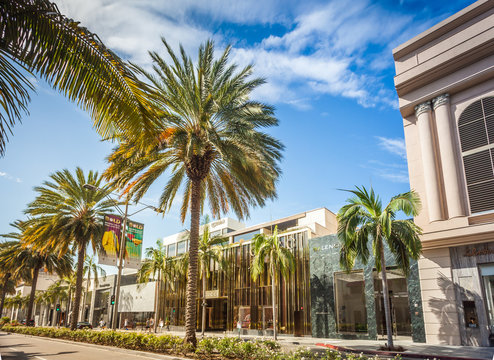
(159, 209), (425, 341)
(394, 0), (494, 346)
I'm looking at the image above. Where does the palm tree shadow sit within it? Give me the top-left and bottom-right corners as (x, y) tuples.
(428, 273), (481, 345)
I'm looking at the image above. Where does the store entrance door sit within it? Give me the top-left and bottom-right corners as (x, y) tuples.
(480, 264), (494, 345)
(374, 269), (412, 338)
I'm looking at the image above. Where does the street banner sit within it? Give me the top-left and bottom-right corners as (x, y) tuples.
(99, 214), (122, 266)
(124, 220), (143, 269)
(98, 214), (144, 268)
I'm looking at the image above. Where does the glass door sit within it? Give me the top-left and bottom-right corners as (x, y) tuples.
(480, 264), (494, 333)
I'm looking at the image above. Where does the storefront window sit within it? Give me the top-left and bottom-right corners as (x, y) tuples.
(168, 243), (176, 257)
(334, 271), (367, 333)
(480, 264), (494, 333)
(374, 269), (411, 336)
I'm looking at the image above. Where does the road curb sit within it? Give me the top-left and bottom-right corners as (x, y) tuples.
(3, 331), (190, 360)
(316, 342), (486, 360)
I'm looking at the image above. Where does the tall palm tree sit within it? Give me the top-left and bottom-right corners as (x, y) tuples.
(82, 255), (105, 321)
(23, 167), (115, 330)
(198, 219), (227, 337)
(0, 220), (73, 324)
(337, 186), (422, 349)
(104, 39), (283, 346)
(251, 226), (295, 341)
(0, 273), (17, 318)
(0, 0), (158, 156)
(137, 239), (172, 332)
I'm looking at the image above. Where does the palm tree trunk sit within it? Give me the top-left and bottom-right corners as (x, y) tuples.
(201, 269), (206, 337)
(82, 272), (90, 322)
(184, 178), (201, 346)
(71, 242), (86, 330)
(153, 269), (160, 333)
(26, 264), (41, 323)
(0, 273), (11, 317)
(65, 288), (72, 327)
(379, 241), (394, 349)
(271, 261), (277, 341)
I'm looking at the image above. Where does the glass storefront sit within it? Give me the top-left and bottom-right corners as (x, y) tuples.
(159, 229), (312, 335)
(374, 269), (411, 337)
(480, 264), (494, 334)
(334, 271), (367, 333)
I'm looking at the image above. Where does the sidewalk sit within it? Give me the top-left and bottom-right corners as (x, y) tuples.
(115, 328), (494, 359)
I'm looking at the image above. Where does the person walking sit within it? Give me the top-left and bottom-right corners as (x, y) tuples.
(124, 318), (129, 330)
(158, 318), (163, 333)
(236, 320), (242, 338)
(149, 317), (154, 333)
(145, 318), (150, 332)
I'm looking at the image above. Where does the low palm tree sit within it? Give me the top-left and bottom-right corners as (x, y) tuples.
(251, 226), (295, 340)
(137, 239), (172, 332)
(82, 255), (105, 322)
(198, 219), (228, 337)
(0, 220), (73, 324)
(23, 168), (115, 330)
(0, 0), (158, 156)
(104, 39), (283, 346)
(337, 186), (422, 349)
(62, 272), (77, 326)
(0, 241), (27, 317)
(45, 280), (68, 326)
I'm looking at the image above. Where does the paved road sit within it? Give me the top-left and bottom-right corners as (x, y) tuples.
(0, 332), (186, 360)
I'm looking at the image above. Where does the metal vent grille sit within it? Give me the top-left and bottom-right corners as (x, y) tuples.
(458, 97), (494, 213)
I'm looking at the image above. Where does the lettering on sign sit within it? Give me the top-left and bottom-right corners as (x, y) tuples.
(205, 290), (219, 298)
(313, 243), (340, 252)
(464, 247), (494, 257)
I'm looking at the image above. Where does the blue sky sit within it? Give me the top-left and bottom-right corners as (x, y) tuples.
(0, 0), (473, 272)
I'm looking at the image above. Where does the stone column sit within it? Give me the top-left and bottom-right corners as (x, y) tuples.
(433, 94), (465, 218)
(415, 101), (444, 222)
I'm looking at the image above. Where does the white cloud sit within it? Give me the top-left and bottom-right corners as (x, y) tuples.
(363, 160), (409, 184)
(0, 171), (22, 183)
(54, 0), (427, 109)
(376, 137), (407, 159)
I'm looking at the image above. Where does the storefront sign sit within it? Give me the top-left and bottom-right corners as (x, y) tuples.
(205, 290), (219, 298)
(464, 247), (494, 257)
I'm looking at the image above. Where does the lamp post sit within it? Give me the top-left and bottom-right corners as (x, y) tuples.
(83, 184), (159, 330)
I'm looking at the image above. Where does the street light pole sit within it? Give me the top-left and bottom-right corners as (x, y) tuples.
(112, 197), (129, 330)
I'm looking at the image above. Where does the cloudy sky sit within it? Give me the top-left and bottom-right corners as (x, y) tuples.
(1, 0), (473, 271)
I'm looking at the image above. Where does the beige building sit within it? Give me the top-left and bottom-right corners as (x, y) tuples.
(394, 0), (494, 346)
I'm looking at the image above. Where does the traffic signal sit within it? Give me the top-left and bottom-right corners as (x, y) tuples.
(111, 295), (115, 305)
(56, 304), (60, 312)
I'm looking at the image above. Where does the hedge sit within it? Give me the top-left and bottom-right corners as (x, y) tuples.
(1, 325), (396, 360)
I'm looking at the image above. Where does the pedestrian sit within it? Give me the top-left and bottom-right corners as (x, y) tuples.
(236, 319), (242, 338)
(99, 319), (104, 329)
(145, 318), (150, 332)
(158, 318), (163, 333)
(124, 318), (128, 330)
(165, 317), (170, 331)
(149, 317), (154, 333)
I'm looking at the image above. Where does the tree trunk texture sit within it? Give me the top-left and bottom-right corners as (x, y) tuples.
(153, 269), (160, 333)
(82, 272), (90, 322)
(202, 269), (207, 337)
(26, 264), (40, 323)
(71, 242), (86, 330)
(184, 178), (202, 346)
(0, 273), (11, 317)
(379, 240), (394, 349)
(271, 260), (277, 341)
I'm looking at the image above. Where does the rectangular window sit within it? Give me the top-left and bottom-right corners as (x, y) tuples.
(168, 243), (176, 257)
(334, 271), (367, 333)
(233, 230), (259, 243)
(177, 240), (186, 255)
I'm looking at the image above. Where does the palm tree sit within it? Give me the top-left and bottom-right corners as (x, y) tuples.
(0, 0), (158, 156)
(137, 239), (173, 332)
(0, 241), (27, 318)
(0, 220), (73, 325)
(82, 255), (105, 322)
(251, 226), (295, 340)
(198, 219), (227, 337)
(23, 167), (115, 330)
(337, 186), (422, 349)
(62, 272), (77, 326)
(104, 39), (283, 346)
(45, 279), (68, 326)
